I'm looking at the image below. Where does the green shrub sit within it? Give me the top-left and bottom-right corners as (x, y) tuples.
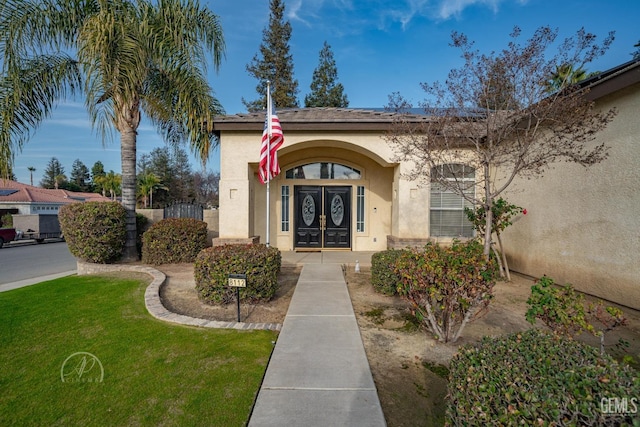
(135, 213), (149, 258)
(395, 239), (498, 343)
(141, 218), (207, 265)
(59, 202), (127, 263)
(526, 276), (630, 356)
(446, 329), (640, 426)
(525, 275), (593, 337)
(195, 244), (281, 304)
(371, 249), (409, 295)
(1, 213), (12, 227)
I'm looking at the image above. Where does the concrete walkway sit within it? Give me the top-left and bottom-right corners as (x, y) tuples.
(248, 261), (386, 427)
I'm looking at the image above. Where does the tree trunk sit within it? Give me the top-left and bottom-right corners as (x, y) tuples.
(483, 164), (493, 259)
(120, 126), (138, 262)
(492, 243), (506, 278)
(496, 231), (511, 281)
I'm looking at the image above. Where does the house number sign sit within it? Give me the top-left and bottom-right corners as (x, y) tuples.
(228, 274), (247, 322)
(228, 274), (247, 288)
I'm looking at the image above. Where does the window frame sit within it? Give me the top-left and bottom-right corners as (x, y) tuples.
(281, 185), (290, 232)
(356, 185), (365, 233)
(429, 164), (476, 238)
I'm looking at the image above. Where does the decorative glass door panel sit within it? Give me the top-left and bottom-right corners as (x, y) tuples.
(323, 187), (351, 248)
(294, 186), (351, 249)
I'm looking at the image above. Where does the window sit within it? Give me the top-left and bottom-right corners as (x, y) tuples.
(356, 186), (365, 232)
(285, 162), (361, 180)
(430, 164), (475, 237)
(281, 185), (290, 232)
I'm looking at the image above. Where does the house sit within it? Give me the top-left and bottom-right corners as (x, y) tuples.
(501, 59), (640, 309)
(0, 179), (111, 217)
(212, 108), (457, 252)
(212, 59), (638, 309)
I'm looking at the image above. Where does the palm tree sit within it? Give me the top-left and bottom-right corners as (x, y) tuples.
(546, 63), (589, 93)
(27, 166), (35, 186)
(96, 170), (122, 201)
(137, 172), (166, 208)
(54, 174), (67, 190)
(0, 0), (225, 261)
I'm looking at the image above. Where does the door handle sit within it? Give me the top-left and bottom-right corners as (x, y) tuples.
(320, 214), (326, 231)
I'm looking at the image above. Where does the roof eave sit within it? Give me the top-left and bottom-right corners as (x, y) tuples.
(212, 122), (397, 132)
(580, 59), (640, 101)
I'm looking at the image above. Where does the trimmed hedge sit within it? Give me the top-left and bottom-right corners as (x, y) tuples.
(446, 329), (640, 426)
(195, 244), (281, 304)
(59, 201), (127, 264)
(141, 218), (208, 265)
(371, 249), (409, 295)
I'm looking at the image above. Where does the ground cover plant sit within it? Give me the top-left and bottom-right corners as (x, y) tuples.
(447, 329), (640, 426)
(0, 274), (275, 426)
(526, 275), (630, 357)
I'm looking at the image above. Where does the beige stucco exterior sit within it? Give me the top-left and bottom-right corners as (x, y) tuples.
(501, 79), (640, 309)
(216, 121), (434, 252)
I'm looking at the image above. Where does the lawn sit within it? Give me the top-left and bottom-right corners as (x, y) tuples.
(0, 274), (276, 426)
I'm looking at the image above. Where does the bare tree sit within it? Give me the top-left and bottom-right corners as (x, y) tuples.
(386, 26), (616, 258)
(193, 170), (220, 207)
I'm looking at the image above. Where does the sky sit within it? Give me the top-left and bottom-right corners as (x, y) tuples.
(11, 0), (640, 185)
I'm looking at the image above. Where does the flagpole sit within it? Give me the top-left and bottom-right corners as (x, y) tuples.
(266, 81), (271, 247)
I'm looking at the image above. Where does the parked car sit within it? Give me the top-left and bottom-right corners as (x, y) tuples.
(0, 228), (17, 248)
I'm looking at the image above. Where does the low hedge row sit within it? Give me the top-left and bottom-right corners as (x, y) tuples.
(446, 328), (640, 426)
(59, 202), (127, 263)
(194, 244), (281, 304)
(370, 249), (409, 295)
(141, 218), (208, 265)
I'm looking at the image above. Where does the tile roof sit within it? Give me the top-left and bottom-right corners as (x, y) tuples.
(212, 107), (430, 131)
(0, 179), (111, 204)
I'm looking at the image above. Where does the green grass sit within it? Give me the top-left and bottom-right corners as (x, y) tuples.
(0, 274), (276, 426)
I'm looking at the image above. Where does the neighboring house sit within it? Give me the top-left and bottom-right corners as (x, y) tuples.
(212, 108), (469, 252)
(0, 179), (111, 216)
(501, 59), (640, 310)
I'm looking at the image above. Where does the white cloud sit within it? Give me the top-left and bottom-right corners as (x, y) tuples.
(386, 0), (431, 30)
(437, 0), (528, 20)
(287, 0), (354, 27)
(287, 0), (307, 24)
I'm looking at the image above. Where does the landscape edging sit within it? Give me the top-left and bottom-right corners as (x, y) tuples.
(76, 260), (282, 331)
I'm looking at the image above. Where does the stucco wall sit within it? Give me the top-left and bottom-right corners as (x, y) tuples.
(501, 83), (640, 309)
(218, 129), (435, 251)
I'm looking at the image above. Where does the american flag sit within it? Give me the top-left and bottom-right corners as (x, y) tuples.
(258, 106), (284, 184)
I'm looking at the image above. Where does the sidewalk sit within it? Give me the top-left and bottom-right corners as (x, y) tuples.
(0, 270), (76, 293)
(248, 260), (386, 426)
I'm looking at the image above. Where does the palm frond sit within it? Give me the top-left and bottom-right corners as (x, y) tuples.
(143, 63), (223, 165)
(0, 54), (81, 177)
